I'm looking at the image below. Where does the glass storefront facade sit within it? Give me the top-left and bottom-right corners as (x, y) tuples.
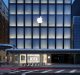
(9, 0), (72, 49)
(9, 0), (73, 64)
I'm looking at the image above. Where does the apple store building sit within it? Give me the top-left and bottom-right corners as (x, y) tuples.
(7, 0), (77, 65)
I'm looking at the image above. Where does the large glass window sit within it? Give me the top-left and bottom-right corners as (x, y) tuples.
(33, 28), (39, 38)
(33, 0), (39, 3)
(25, 28), (31, 38)
(41, 28), (47, 39)
(49, 0), (55, 3)
(17, 15), (24, 26)
(41, 5), (47, 14)
(17, 39), (24, 48)
(56, 39), (63, 49)
(64, 39), (70, 49)
(64, 15), (71, 27)
(64, 5), (71, 14)
(25, 15), (31, 26)
(17, 0), (24, 3)
(33, 39), (39, 49)
(25, 39), (31, 48)
(49, 5), (55, 14)
(10, 15), (16, 26)
(48, 39), (55, 49)
(17, 28), (24, 38)
(10, 0), (16, 3)
(57, 5), (63, 14)
(64, 28), (70, 38)
(33, 4), (39, 14)
(49, 28), (55, 38)
(33, 15), (39, 26)
(49, 15), (55, 27)
(25, 0), (31, 3)
(17, 4), (23, 14)
(41, 15), (47, 26)
(25, 4), (31, 14)
(56, 28), (63, 39)
(57, 15), (63, 27)
(41, 39), (47, 49)
(57, 0), (63, 3)
(41, 0), (47, 3)
(10, 4), (16, 14)
(10, 28), (16, 38)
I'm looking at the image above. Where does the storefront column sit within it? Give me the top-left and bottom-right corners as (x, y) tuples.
(40, 54), (43, 64)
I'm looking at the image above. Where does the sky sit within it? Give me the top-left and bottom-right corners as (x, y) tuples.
(3, 0), (75, 7)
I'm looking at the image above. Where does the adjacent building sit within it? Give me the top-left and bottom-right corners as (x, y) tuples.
(7, 0), (80, 65)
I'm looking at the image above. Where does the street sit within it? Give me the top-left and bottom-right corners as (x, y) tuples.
(0, 68), (80, 75)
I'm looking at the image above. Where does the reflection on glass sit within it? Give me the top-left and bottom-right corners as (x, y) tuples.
(49, 0), (55, 3)
(17, 15), (23, 26)
(33, 15), (39, 26)
(33, 39), (39, 49)
(41, 15), (47, 26)
(64, 28), (70, 38)
(64, 15), (71, 27)
(17, 39), (24, 48)
(57, 5), (63, 14)
(41, 39), (47, 49)
(49, 15), (55, 27)
(10, 39), (16, 46)
(25, 39), (31, 48)
(49, 28), (55, 38)
(57, 0), (63, 3)
(25, 28), (31, 38)
(41, 28), (47, 38)
(33, 28), (39, 38)
(17, 0), (23, 3)
(25, 0), (31, 3)
(64, 39), (70, 49)
(64, 0), (71, 3)
(41, 0), (47, 3)
(10, 4), (16, 14)
(10, 28), (16, 38)
(49, 39), (55, 49)
(17, 5), (23, 14)
(25, 4), (31, 14)
(25, 15), (31, 26)
(41, 5), (47, 14)
(10, 0), (16, 3)
(33, 4), (39, 14)
(56, 28), (63, 38)
(49, 5), (55, 14)
(17, 28), (24, 38)
(33, 0), (39, 3)
(57, 15), (63, 27)
(10, 15), (16, 26)
(64, 5), (71, 14)
(56, 39), (63, 49)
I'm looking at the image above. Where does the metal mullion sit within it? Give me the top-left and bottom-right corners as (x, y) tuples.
(31, 0), (33, 49)
(55, 0), (56, 49)
(24, 0), (25, 48)
(63, 0), (64, 49)
(16, 0), (17, 48)
(47, 0), (49, 49)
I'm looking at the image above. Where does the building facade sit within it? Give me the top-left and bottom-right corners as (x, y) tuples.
(8, 0), (79, 65)
(0, 0), (9, 63)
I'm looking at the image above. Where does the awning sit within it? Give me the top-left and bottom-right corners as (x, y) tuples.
(6, 49), (80, 54)
(0, 44), (13, 49)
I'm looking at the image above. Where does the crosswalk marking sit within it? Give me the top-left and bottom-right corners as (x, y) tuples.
(41, 70), (52, 73)
(9, 71), (21, 73)
(54, 70), (65, 73)
(22, 70), (38, 75)
(69, 69), (77, 73)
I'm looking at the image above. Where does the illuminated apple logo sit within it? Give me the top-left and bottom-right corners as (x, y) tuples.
(37, 16), (43, 24)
